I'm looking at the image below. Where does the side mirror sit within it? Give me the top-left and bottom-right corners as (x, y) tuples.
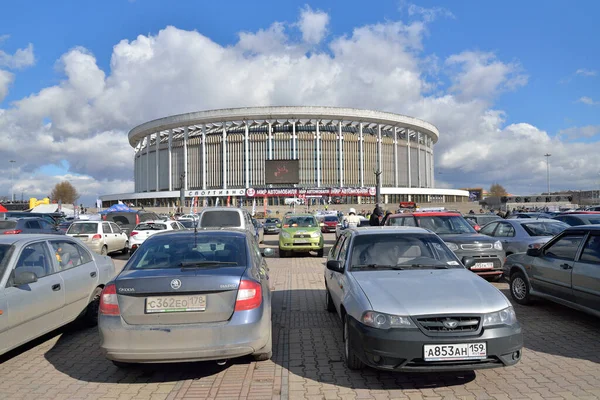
(14, 271), (38, 286)
(326, 260), (344, 273)
(262, 248), (275, 257)
(462, 257), (476, 269)
(526, 248), (542, 257)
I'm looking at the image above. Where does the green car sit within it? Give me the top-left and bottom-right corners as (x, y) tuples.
(278, 214), (324, 258)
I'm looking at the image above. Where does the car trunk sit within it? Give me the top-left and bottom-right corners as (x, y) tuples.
(115, 266), (246, 325)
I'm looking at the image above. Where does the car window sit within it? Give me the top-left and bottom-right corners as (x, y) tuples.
(14, 242), (52, 280)
(135, 222), (167, 231)
(495, 223), (515, 238)
(110, 223), (122, 234)
(0, 244), (14, 280)
(563, 216), (583, 226)
(67, 222), (98, 234)
(0, 221), (17, 230)
(26, 220), (42, 230)
(50, 241), (85, 270)
(579, 235), (600, 264)
(330, 235), (346, 259)
(402, 217), (417, 227)
(338, 235), (350, 262)
(544, 234), (585, 261)
(522, 222), (568, 237)
(386, 217), (402, 226)
(284, 216), (317, 227)
(200, 211), (241, 227)
(139, 213), (159, 222)
(581, 216), (600, 224)
(170, 222), (179, 230)
(102, 222), (112, 233)
(479, 222), (498, 236)
(39, 220), (53, 230)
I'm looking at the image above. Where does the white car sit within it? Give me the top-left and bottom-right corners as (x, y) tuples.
(179, 214), (199, 221)
(129, 220), (186, 253)
(66, 221), (129, 256)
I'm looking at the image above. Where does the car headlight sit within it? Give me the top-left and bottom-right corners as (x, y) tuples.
(310, 231), (320, 238)
(445, 242), (459, 251)
(482, 306), (517, 327)
(281, 231), (291, 239)
(362, 311), (414, 329)
(494, 240), (503, 250)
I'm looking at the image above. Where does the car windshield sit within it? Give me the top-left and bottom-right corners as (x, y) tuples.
(324, 216), (339, 222)
(416, 215), (476, 234)
(284, 216), (318, 227)
(126, 234), (248, 270)
(67, 223), (98, 234)
(135, 223), (167, 231)
(350, 233), (461, 270)
(200, 211), (241, 227)
(522, 221), (568, 236)
(265, 218), (279, 223)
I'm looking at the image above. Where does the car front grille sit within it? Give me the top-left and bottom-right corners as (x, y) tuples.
(416, 316), (480, 334)
(460, 243), (493, 250)
(294, 234), (311, 238)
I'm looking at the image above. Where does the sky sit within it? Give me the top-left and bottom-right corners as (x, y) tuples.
(0, 0), (599, 205)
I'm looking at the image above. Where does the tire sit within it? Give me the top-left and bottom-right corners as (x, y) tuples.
(279, 248), (287, 258)
(316, 248), (324, 257)
(100, 246), (108, 256)
(253, 329), (273, 361)
(121, 241), (129, 255)
(510, 271), (532, 305)
(325, 287), (336, 312)
(80, 287), (102, 327)
(343, 316), (364, 370)
(112, 360), (133, 369)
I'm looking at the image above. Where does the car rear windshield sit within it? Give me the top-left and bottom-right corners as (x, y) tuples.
(67, 223), (98, 234)
(179, 220), (196, 228)
(349, 234), (461, 270)
(0, 221), (17, 229)
(126, 234), (247, 270)
(135, 223), (167, 231)
(284, 216), (318, 227)
(107, 214), (134, 226)
(522, 221), (568, 236)
(200, 211), (241, 227)
(416, 216), (476, 234)
(265, 218), (279, 223)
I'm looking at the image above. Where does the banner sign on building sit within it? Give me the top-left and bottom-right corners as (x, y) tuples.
(186, 189), (246, 198)
(264, 160), (300, 184)
(244, 187), (376, 198)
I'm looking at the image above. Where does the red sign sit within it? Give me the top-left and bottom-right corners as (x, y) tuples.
(245, 187), (376, 198)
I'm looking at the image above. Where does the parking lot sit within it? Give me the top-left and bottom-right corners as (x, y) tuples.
(1, 233), (599, 400)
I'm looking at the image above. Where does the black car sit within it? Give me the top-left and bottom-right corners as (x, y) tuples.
(552, 213), (600, 226)
(0, 211), (63, 226)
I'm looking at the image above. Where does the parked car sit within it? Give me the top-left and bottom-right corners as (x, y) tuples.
(263, 218), (281, 235)
(66, 221), (129, 256)
(129, 220), (187, 253)
(335, 216), (369, 239)
(198, 207), (260, 243)
(321, 215), (340, 233)
(103, 211), (160, 237)
(278, 214), (324, 257)
(463, 214), (502, 232)
(179, 213), (199, 221)
(479, 219), (569, 256)
(57, 221), (73, 234)
(98, 229), (274, 367)
(504, 225), (600, 318)
(0, 234), (116, 356)
(252, 218), (264, 244)
(552, 212), (600, 226)
(0, 211), (63, 227)
(179, 219), (198, 230)
(0, 217), (64, 235)
(325, 227), (523, 371)
(385, 212), (506, 279)
(506, 212), (552, 219)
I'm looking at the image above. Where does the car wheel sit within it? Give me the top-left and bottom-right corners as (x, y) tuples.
(510, 271), (532, 305)
(316, 248), (324, 257)
(325, 287), (336, 312)
(253, 328), (273, 361)
(100, 246), (108, 256)
(279, 248), (286, 258)
(121, 241), (129, 255)
(80, 287), (102, 327)
(343, 316), (364, 370)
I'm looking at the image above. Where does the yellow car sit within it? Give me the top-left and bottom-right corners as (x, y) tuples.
(278, 214), (324, 257)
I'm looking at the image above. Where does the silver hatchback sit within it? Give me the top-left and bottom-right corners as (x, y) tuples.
(325, 227), (523, 372)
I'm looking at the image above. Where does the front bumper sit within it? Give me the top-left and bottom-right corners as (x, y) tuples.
(264, 227), (280, 235)
(455, 250), (505, 277)
(321, 225), (337, 233)
(279, 237), (323, 252)
(347, 316), (522, 372)
(98, 307), (271, 363)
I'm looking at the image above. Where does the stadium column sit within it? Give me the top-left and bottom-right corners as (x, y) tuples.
(268, 121), (273, 160)
(377, 124), (382, 178)
(430, 138), (435, 188)
(183, 127), (188, 191)
(316, 120), (321, 187)
(156, 131), (160, 192)
(417, 131), (421, 188)
(244, 121), (249, 189)
(168, 130), (173, 191)
(202, 125), (207, 190)
(359, 122), (364, 188)
(146, 134), (150, 192)
(338, 120), (343, 188)
(394, 127), (399, 187)
(407, 129), (411, 188)
(223, 122), (227, 189)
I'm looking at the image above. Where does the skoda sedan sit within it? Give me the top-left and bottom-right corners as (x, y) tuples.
(98, 229), (273, 367)
(325, 227), (523, 372)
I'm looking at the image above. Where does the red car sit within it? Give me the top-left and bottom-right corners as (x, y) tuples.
(321, 215), (340, 233)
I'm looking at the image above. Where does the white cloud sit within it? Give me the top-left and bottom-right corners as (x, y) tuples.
(0, 69), (13, 102)
(0, 43), (35, 69)
(297, 5), (330, 44)
(0, 10), (599, 203)
(577, 96), (599, 106)
(404, 2), (455, 22)
(558, 125), (600, 140)
(575, 68), (597, 77)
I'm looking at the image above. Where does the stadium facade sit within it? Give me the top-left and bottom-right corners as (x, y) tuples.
(100, 107), (469, 207)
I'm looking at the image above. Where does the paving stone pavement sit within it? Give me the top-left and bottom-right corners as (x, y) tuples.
(1, 235), (599, 400)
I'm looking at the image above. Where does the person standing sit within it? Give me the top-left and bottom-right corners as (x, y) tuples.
(343, 208), (361, 228)
(369, 207), (383, 226)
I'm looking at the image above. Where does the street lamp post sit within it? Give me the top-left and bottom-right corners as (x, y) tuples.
(544, 153), (551, 195)
(9, 160), (16, 202)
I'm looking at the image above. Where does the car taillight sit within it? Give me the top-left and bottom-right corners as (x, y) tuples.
(130, 231), (138, 236)
(99, 284), (120, 316)
(474, 225), (481, 231)
(234, 280), (262, 311)
(92, 234), (102, 240)
(3, 229), (22, 234)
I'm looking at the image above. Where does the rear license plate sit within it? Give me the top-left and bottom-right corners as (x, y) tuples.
(472, 262), (494, 270)
(424, 343), (486, 361)
(145, 295), (206, 313)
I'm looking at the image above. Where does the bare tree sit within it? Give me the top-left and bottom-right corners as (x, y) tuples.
(50, 181), (80, 204)
(489, 183), (508, 197)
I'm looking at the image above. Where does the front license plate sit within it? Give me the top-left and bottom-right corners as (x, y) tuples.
(472, 262), (494, 270)
(146, 295), (206, 313)
(294, 239), (310, 244)
(424, 343), (486, 361)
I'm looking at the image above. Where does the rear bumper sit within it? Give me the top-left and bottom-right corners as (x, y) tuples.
(99, 307), (271, 363)
(347, 316), (523, 372)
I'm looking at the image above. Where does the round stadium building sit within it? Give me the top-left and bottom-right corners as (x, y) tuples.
(100, 106), (469, 207)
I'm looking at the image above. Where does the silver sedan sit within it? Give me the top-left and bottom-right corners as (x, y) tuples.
(98, 229), (273, 367)
(479, 219), (569, 255)
(325, 227), (523, 372)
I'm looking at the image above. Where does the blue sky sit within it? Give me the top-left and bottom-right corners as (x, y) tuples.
(1, 1), (599, 203)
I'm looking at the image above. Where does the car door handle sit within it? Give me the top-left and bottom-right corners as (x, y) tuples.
(90, 271), (97, 278)
(560, 263), (573, 270)
(52, 284), (61, 291)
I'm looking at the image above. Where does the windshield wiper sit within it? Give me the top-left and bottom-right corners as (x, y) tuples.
(355, 264), (405, 270)
(180, 261), (237, 270)
(408, 264), (453, 269)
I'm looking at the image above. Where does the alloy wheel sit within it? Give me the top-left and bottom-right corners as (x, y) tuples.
(512, 277), (527, 300)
